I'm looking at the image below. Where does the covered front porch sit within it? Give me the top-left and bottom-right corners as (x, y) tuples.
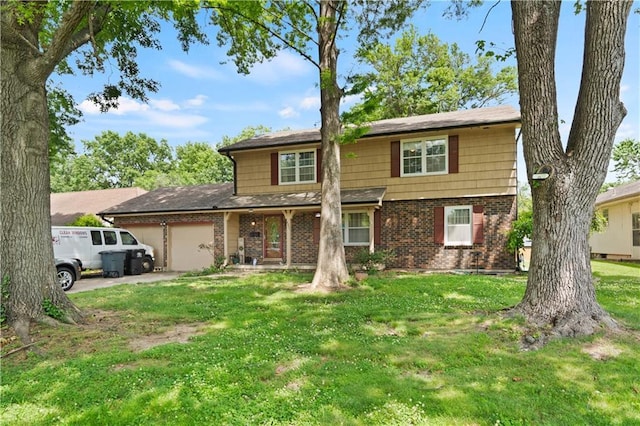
(217, 187), (386, 268)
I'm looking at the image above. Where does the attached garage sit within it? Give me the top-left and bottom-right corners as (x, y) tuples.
(123, 224), (164, 270)
(168, 222), (217, 271)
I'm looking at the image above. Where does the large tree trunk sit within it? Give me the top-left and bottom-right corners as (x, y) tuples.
(511, 0), (631, 339)
(311, 1), (350, 289)
(1, 7), (83, 342)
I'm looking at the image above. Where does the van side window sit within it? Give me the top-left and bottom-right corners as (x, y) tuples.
(91, 231), (103, 245)
(104, 231), (117, 245)
(120, 232), (138, 245)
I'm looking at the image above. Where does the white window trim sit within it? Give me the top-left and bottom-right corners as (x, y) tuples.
(400, 135), (448, 177)
(342, 210), (371, 246)
(279, 150), (316, 185)
(444, 205), (473, 246)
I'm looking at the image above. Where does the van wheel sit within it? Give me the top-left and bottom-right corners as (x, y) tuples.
(57, 267), (75, 291)
(142, 256), (154, 273)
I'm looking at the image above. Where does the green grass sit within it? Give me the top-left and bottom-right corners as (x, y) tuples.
(1, 264), (639, 425)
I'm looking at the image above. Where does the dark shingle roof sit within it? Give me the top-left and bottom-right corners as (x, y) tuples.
(220, 105), (520, 153)
(596, 180), (640, 206)
(100, 183), (386, 215)
(99, 183), (235, 215)
(219, 187), (386, 210)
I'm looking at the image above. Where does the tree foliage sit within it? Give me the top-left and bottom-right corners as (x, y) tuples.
(1, 0), (207, 341)
(611, 138), (640, 182)
(344, 25), (518, 122)
(67, 214), (104, 227)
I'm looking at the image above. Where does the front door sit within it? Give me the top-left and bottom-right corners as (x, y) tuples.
(264, 215), (283, 260)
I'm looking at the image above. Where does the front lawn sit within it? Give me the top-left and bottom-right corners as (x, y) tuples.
(1, 265), (638, 425)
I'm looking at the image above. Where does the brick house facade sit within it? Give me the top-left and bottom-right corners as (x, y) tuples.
(102, 106), (520, 272)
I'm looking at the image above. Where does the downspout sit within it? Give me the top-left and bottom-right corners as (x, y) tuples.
(98, 214), (115, 226)
(225, 152), (237, 195)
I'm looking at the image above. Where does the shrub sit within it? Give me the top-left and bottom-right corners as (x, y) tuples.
(67, 214), (104, 227)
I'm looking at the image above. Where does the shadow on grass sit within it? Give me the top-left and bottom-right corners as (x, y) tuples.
(2, 272), (639, 425)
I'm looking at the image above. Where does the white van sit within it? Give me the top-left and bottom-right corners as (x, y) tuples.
(52, 226), (155, 273)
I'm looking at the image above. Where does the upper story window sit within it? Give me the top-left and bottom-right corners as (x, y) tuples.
(279, 150), (316, 184)
(401, 136), (447, 176)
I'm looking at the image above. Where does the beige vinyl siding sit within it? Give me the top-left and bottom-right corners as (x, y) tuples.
(233, 125), (517, 200)
(590, 198), (640, 259)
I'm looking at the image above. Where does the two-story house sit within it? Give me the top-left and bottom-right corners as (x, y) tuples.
(102, 105), (520, 272)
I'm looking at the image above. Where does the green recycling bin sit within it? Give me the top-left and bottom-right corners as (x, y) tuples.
(100, 250), (126, 278)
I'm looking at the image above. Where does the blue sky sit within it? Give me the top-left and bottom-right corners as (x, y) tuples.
(54, 1), (639, 184)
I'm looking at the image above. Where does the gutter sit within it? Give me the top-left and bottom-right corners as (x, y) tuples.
(225, 152), (238, 195)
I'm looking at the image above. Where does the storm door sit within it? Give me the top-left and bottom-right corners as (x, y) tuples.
(264, 215), (283, 259)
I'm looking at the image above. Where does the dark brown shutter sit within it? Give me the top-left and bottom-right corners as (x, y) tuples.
(374, 210), (381, 245)
(434, 206), (444, 244)
(473, 205), (484, 244)
(391, 140), (401, 177)
(313, 215), (321, 244)
(316, 148), (322, 183)
(271, 153), (279, 185)
(448, 135), (459, 174)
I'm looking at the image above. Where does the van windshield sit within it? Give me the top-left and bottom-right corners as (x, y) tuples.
(120, 232), (138, 245)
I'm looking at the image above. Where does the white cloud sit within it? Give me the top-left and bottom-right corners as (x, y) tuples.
(150, 99), (180, 112)
(279, 106), (299, 119)
(184, 94), (208, 108)
(247, 51), (312, 84)
(168, 59), (225, 80)
(78, 96), (207, 130)
(211, 101), (270, 112)
(78, 97), (150, 115)
(299, 96), (320, 110)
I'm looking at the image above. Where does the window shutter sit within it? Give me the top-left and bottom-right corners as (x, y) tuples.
(271, 153), (279, 185)
(313, 214), (321, 244)
(473, 205), (484, 244)
(390, 141), (400, 177)
(448, 135), (459, 174)
(316, 148), (322, 183)
(434, 206), (444, 244)
(374, 210), (381, 245)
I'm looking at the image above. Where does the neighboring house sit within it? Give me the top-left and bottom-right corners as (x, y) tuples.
(590, 180), (640, 260)
(51, 187), (148, 226)
(102, 106), (520, 272)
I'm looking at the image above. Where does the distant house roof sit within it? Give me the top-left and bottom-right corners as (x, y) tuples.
(100, 183), (386, 215)
(596, 180), (640, 206)
(51, 187), (147, 225)
(219, 105), (521, 153)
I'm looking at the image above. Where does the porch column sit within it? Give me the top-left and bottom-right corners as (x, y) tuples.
(283, 210), (295, 268)
(368, 208), (375, 253)
(223, 212), (231, 266)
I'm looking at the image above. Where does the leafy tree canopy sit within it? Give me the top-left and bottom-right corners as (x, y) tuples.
(611, 138), (640, 183)
(343, 25), (518, 122)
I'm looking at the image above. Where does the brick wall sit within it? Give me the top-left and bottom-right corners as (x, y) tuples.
(114, 194), (516, 271)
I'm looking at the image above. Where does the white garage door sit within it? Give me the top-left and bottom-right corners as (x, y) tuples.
(168, 223), (217, 271)
(123, 225), (164, 270)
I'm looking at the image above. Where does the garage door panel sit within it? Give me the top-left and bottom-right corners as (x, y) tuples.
(123, 225), (164, 270)
(169, 224), (216, 271)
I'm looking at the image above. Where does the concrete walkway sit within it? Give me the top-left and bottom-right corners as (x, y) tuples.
(67, 272), (182, 293)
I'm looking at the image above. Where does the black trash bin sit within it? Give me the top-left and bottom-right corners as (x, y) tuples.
(124, 249), (145, 275)
(100, 250), (126, 278)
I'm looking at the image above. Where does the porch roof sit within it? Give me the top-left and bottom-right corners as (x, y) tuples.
(99, 182), (386, 215)
(218, 187), (386, 210)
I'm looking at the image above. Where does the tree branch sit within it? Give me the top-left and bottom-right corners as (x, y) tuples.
(36, 1), (108, 79)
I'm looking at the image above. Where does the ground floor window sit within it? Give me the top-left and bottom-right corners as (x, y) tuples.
(342, 212), (370, 245)
(445, 206), (472, 245)
(633, 213), (640, 247)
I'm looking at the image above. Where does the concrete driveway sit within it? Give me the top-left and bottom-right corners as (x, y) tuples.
(67, 271), (182, 293)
